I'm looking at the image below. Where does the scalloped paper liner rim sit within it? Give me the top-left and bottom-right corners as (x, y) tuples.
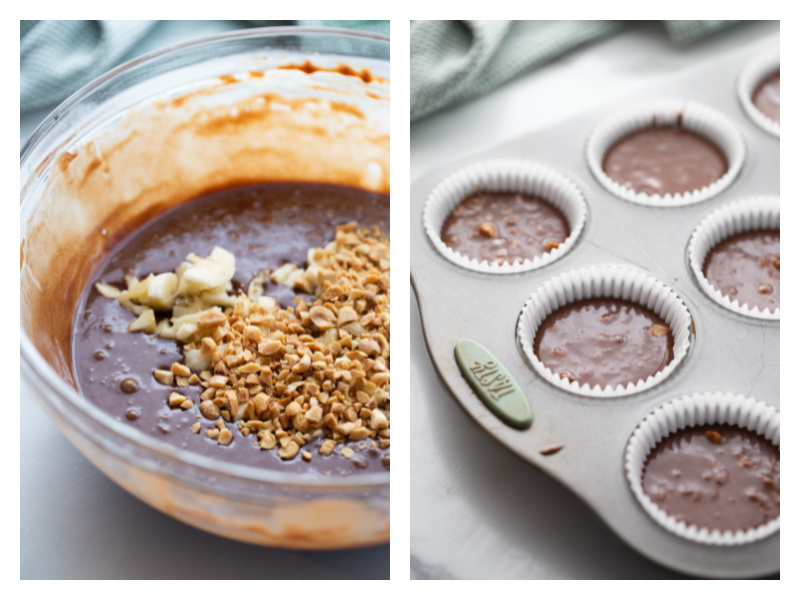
(586, 99), (746, 207)
(737, 49), (780, 137)
(687, 196), (780, 320)
(423, 159), (588, 274)
(516, 264), (693, 398)
(625, 392), (780, 546)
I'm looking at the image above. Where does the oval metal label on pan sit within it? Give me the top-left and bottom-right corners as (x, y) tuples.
(454, 339), (533, 430)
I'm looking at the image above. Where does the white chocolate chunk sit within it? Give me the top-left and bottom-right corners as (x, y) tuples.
(144, 272), (179, 310)
(128, 308), (156, 333)
(178, 246), (236, 294)
(95, 282), (121, 299)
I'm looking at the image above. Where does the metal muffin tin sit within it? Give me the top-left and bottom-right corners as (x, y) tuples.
(410, 36), (779, 578)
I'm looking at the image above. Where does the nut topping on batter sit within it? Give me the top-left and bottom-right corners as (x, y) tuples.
(650, 324), (671, 337)
(97, 222), (390, 463)
(476, 222), (496, 238)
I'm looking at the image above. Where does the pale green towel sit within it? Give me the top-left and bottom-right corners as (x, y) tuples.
(21, 20), (388, 113)
(411, 20), (738, 122)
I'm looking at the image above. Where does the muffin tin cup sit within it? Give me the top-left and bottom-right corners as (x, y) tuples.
(423, 159), (588, 274)
(624, 392), (780, 546)
(688, 196), (780, 320)
(516, 264), (693, 398)
(738, 48), (780, 137)
(586, 99), (746, 207)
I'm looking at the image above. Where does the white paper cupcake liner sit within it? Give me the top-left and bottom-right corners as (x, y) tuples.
(737, 48), (780, 137)
(516, 265), (693, 397)
(625, 392), (780, 546)
(688, 196), (780, 320)
(586, 99), (746, 207)
(423, 159), (588, 274)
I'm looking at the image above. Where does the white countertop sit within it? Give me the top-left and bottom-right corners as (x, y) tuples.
(410, 20), (780, 579)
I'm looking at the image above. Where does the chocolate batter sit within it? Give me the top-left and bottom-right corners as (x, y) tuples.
(72, 183), (389, 477)
(533, 298), (674, 389)
(753, 72), (780, 123)
(603, 125), (728, 196)
(441, 192), (569, 265)
(703, 229), (779, 311)
(643, 425), (779, 532)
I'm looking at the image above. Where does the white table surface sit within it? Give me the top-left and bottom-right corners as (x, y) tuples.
(410, 20), (780, 580)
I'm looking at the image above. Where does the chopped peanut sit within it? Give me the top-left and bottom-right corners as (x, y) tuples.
(476, 221), (496, 238)
(544, 240), (561, 251)
(107, 223), (390, 467)
(153, 369), (174, 385)
(650, 324), (671, 337)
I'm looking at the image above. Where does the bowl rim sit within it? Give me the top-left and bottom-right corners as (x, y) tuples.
(20, 26), (391, 491)
(21, 26), (389, 166)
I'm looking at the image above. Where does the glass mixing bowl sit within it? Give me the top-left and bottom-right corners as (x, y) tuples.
(20, 28), (390, 549)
